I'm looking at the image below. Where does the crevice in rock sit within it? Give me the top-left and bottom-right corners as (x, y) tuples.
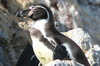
(1, 0), (8, 9)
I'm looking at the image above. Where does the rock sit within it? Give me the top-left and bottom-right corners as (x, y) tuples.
(45, 60), (84, 66)
(0, 1), (31, 66)
(66, 0), (100, 44)
(0, 47), (12, 66)
(1, 0), (46, 14)
(0, 47), (4, 66)
(85, 45), (100, 66)
(62, 28), (94, 52)
(0, 62), (4, 66)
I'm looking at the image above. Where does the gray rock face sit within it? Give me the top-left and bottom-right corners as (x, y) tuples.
(70, 0), (100, 43)
(0, 1), (31, 66)
(0, 47), (5, 66)
(86, 45), (100, 66)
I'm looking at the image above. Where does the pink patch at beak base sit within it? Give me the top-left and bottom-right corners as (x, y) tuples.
(28, 10), (34, 16)
(28, 6), (37, 16)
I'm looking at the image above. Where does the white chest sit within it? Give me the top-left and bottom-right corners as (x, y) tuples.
(31, 37), (54, 65)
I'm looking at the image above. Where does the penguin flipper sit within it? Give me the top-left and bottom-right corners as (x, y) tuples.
(53, 45), (71, 60)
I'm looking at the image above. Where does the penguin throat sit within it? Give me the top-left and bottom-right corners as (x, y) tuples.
(31, 6), (54, 37)
(32, 19), (48, 37)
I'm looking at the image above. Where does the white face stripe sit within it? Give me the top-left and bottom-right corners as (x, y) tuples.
(31, 5), (50, 37)
(32, 19), (48, 37)
(36, 6), (50, 21)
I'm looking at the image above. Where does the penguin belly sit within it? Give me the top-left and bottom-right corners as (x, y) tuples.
(32, 38), (54, 65)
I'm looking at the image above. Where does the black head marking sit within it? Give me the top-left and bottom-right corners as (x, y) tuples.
(16, 4), (54, 21)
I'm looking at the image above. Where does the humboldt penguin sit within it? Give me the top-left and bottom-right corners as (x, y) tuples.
(16, 4), (90, 66)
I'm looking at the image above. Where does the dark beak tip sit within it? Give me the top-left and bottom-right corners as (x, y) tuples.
(16, 9), (30, 17)
(16, 11), (21, 17)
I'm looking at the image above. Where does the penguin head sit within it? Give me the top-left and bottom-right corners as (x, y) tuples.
(16, 4), (53, 21)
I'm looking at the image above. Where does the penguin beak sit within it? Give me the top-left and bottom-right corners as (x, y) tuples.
(16, 9), (30, 17)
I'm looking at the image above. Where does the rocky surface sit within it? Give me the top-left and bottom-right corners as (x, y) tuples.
(86, 45), (100, 66)
(0, 0), (31, 66)
(67, 0), (100, 44)
(0, 0), (100, 66)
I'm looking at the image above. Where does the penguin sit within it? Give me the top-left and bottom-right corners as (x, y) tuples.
(16, 4), (90, 66)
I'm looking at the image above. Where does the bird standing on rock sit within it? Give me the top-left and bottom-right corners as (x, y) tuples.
(16, 4), (90, 66)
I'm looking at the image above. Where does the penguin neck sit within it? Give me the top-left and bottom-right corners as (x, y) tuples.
(32, 6), (55, 37)
(32, 19), (55, 37)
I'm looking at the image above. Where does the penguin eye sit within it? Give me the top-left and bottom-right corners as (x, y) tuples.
(32, 6), (34, 8)
(29, 6), (35, 9)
